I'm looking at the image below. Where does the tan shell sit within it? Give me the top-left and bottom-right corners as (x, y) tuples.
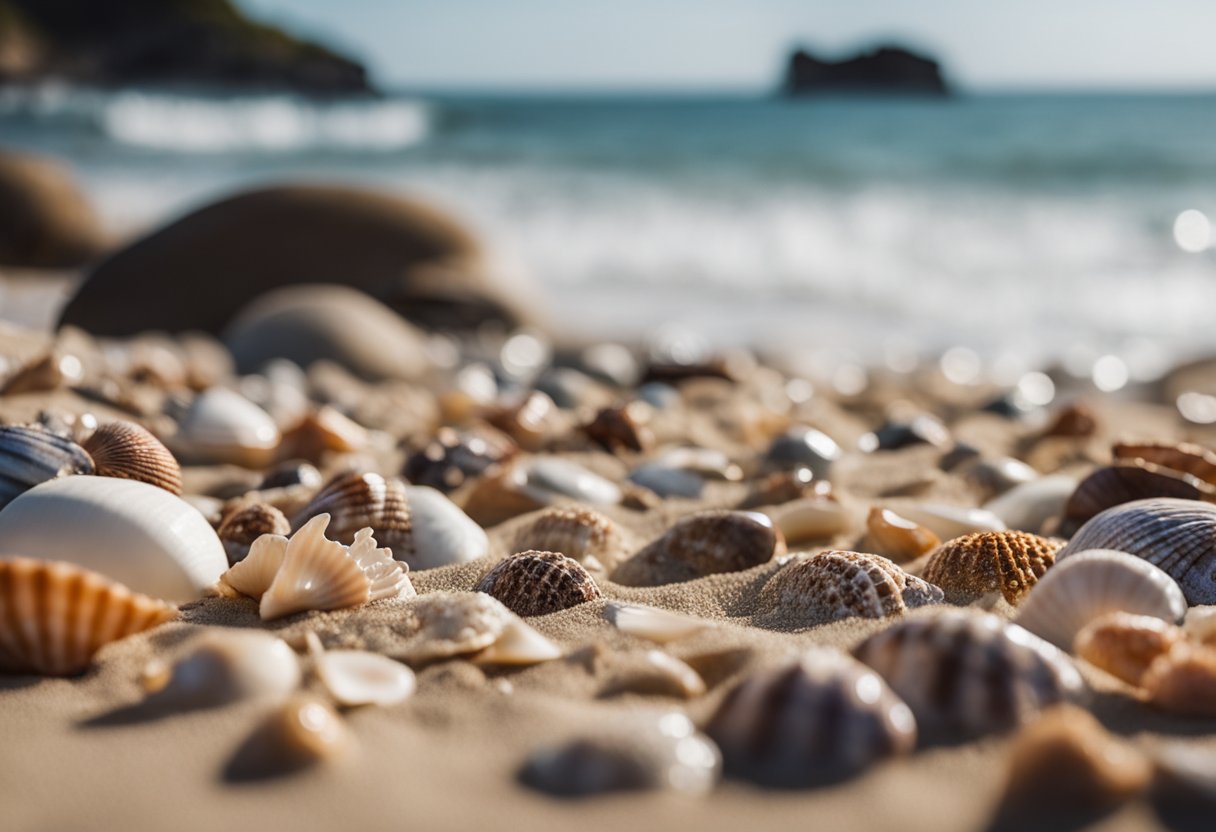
(606, 603), (711, 644)
(0, 557), (176, 676)
(762, 495), (850, 544)
(1113, 441), (1216, 486)
(510, 506), (627, 572)
(865, 507), (940, 562)
(1043, 401), (1098, 438)
(1074, 612), (1187, 686)
(705, 647), (916, 786)
(475, 550), (602, 617)
(1062, 461), (1214, 532)
(1142, 643), (1216, 717)
(757, 550), (943, 628)
(461, 456), (623, 528)
(217, 502), (291, 565)
(612, 511), (785, 587)
(81, 421), (182, 496)
(922, 530), (1060, 605)
(582, 403), (654, 453)
(853, 610), (1086, 739)
(233, 694), (352, 776)
(277, 406), (368, 463)
(394, 591), (561, 666)
(599, 650), (707, 699)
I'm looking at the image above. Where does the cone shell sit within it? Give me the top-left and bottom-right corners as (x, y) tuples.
(865, 507), (940, 562)
(1143, 643), (1216, 717)
(0, 557), (176, 676)
(81, 421), (182, 495)
(1057, 498), (1216, 605)
(757, 550), (943, 628)
(1113, 441), (1216, 486)
(1062, 461), (1214, 532)
(923, 530), (1061, 605)
(217, 502), (291, 565)
(705, 647), (916, 786)
(1074, 612), (1187, 686)
(1013, 549), (1187, 651)
(476, 550), (602, 617)
(0, 424), (94, 509)
(259, 515), (370, 620)
(612, 511), (785, 587)
(510, 506), (626, 572)
(853, 609), (1085, 739)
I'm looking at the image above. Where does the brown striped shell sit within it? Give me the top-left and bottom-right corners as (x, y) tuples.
(292, 472), (412, 551)
(81, 421), (183, 495)
(922, 530), (1060, 605)
(0, 557), (177, 676)
(704, 647), (916, 786)
(865, 507), (940, 562)
(611, 511), (785, 587)
(1062, 461), (1214, 533)
(757, 550), (943, 628)
(510, 506), (627, 572)
(217, 502), (291, 565)
(475, 550), (602, 617)
(1142, 643), (1216, 717)
(1073, 612), (1187, 686)
(1056, 498), (1216, 605)
(852, 609), (1086, 740)
(1113, 441), (1216, 486)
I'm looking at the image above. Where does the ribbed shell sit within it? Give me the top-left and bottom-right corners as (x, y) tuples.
(1013, 549), (1187, 650)
(0, 557), (176, 676)
(221, 534), (287, 599)
(0, 425), (94, 509)
(81, 421), (182, 495)
(757, 550), (943, 628)
(1073, 612), (1186, 686)
(259, 515), (370, 620)
(293, 472), (412, 551)
(475, 550), (601, 617)
(1113, 441), (1216, 486)
(923, 530), (1060, 604)
(852, 610), (1085, 739)
(705, 647), (916, 786)
(612, 511), (785, 587)
(510, 506), (625, 571)
(1143, 643), (1216, 717)
(865, 507), (940, 562)
(1057, 498), (1216, 605)
(1063, 462), (1214, 531)
(217, 502), (291, 564)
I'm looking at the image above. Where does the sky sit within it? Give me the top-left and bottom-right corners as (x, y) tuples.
(241, 0), (1216, 92)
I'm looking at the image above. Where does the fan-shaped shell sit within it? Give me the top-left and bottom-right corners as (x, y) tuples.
(705, 647), (915, 786)
(510, 506), (626, 572)
(148, 629), (301, 708)
(1073, 612), (1186, 686)
(865, 507), (940, 562)
(1013, 549), (1187, 650)
(0, 557), (176, 676)
(612, 511), (785, 587)
(923, 530), (1060, 605)
(476, 550), (602, 617)
(853, 609), (1085, 739)
(220, 533), (287, 599)
(80, 421), (182, 495)
(1056, 498), (1216, 605)
(170, 387), (281, 467)
(1113, 441), (1216, 486)
(757, 550), (943, 628)
(0, 424), (94, 509)
(1062, 462), (1214, 532)
(217, 502), (291, 564)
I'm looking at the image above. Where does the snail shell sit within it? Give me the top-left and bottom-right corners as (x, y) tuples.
(170, 387), (280, 467)
(922, 530), (1061, 605)
(1062, 461), (1215, 533)
(147, 629), (301, 709)
(0, 424), (94, 509)
(509, 506), (627, 572)
(865, 507), (940, 562)
(217, 502), (291, 565)
(612, 511), (785, 587)
(475, 550), (602, 617)
(80, 421), (182, 496)
(1073, 612), (1187, 686)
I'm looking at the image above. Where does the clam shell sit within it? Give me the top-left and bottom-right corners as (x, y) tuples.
(0, 425), (94, 509)
(1113, 441), (1216, 486)
(1073, 612), (1186, 686)
(1013, 549), (1187, 651)
(1056, 498), (1216, 605)
(510, 506), (626, 571)
(705, 647), (916, 786)
(606, 603), (711, 644)
(853, 609), (1085, 739)
(80, 420), (182, 495)
(612, 511), (785, 587)
(763, 496), (851, 544)
(898, 503), (1007, 539)
(307, 633), (416, 707)
(475, 550), (602, 617)
(148, 629), (301, 708)
(865, 507), (940, 562)
(922, 530), (1061, 605)
(758, 550), (943, 628)
(0, 475), (227, 603)
(170, 387), (281, 467)
(982, 474), (1077, 534)
(217, 502), (291, 565)
(1142, 643), (1216, 717)
(1062, 461), (1214, 532)
(0, 557), (176, 676)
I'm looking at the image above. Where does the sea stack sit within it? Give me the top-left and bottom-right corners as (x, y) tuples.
(781, 44), (950, 96)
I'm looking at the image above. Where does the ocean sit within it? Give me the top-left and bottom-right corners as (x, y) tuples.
(3, 85), (1216, 381)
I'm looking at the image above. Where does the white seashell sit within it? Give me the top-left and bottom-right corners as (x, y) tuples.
(346, 526), (414, 602)
(400, 485), (488, 570)
(307, 632), (416, 707)
(148, 629), (300, 708)
(984, 474), (1078, 534)
(0, 476), (227, 603)
(1014, 549), (1187, 650)
(763, 497), (851, 544)
(899, 503), (1007, 539)
(606, 602), (711, 644)
(472, 618), (563, 666)
(516, 457), (623, 506)
(170, 388), (281, 467)
(653, 446), (742, 481)
(628, 463), (704, 498)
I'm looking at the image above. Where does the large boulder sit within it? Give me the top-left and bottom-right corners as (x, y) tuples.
(0, 149), (107, 268)
(58, 184), (538, 336)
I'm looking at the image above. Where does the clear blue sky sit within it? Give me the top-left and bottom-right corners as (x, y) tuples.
(241, 0), (1216, 91)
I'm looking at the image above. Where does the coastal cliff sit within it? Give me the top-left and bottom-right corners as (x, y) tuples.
(782, 45), (950, 96)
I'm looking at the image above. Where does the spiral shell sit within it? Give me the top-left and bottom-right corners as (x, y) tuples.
(705, 647), (916, 786)
(1056, 498), (1216, 605)
(0, 424), (94, 509)
(865, 507), (940, 562)
(475, 550), (602, 617)
(612, 511), (785, 587)
(922, 530), (1061, 605)
(757, 551), (943, 628)
(1073, 612), (1187, 686)
(217, 502), (291, 565)
(510, 506), (626, 572)
(1142, 643), (1216, 717)
(1062, 461), (1214, 532)
(0, 557), (176, 676)
(80, 420), (182, 495)
(853, 609), (1085, 739)
(1113, 441), (1216, 486)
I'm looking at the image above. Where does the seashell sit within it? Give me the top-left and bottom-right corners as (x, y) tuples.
(582, 402), (654, 453)
(982, 473), (1077, 534)
(402, 424), (517, 493)
(1142, 643), (1216, 717)
(461, 456), (623, 528)
(1062, 461), (1215, 533)
(259, 461), (323, 492)
(1013, 549), (1187, 651)
(485, 390), (571, 451)
(535, 366), (615, 410)
(922, 530), (1060, 605)
(475, 550), (602, 617)
(520, 712), (721, 797)
(1074, 612), (1187, 686)
(653, 446), (742, 481)
(0, 351), (84, 396)
(949, 455), (1038, 500)
(864, 507), (940, 562)
(395, 591), (559, 665)
(1056, 498), (1216, 605)
(737, 467), (823, 509)
(306, 632), (416, 707)
(762, 496), (851, 544)
(170, 387), (281, 467)
(1043, 401), (1098, 438)
(997, 705), (1150, 824)
(1113, 440), (1216, 486)
(606, 602), (711, 644)
(240, 695), (352, 773)
(510, 506), (627, 572)
(0, 557), (176, 676)
(705, 647), (916, 786)
(0, 424), (94, 509)
(0, 475), (227, 603)
(1185, 605), (1216, 644)
(277, 406), (368, 463)
(600, 650), (707, 699)
(757, 550), (943, 628)
(859, 415), (951, 452)
(612, 511), (785, 587)
(147, 629), (301, 709)
(897, 503), (1007, 539)
(763, 426), (840, 479)
(216, 502), (291, 565)
(80, 421), (182, 495)
(627, 462), (704, 499)
(471, 617), (563, 665)
(853, 609), (1085, 739)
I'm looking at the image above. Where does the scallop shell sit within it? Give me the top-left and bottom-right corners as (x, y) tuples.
(1113, 441), (1216, 486)
(1013, 549), (1187, 651)
(582, 402), (654, 453)
(763, 426), (841, 479)
(147, 629), (301, 708)
(922, 530), (1060, 605)
(1073, 612), (1187, 686)
(219, 533), (288, 599)
(1062, 461), (1214, 532)
(306, 632), (416, 707)
(0, 557), (176, 676)
(217, 502), (291, 565)
(762, 496), (851, 544)
(395, 591), (560, 665)
(0, 475), (227, 603)
(475, 550), (602, 617)
(853, 609), (1086, 739)
(606, 603), (711, 644)
(402, 425), (517, 493)
(612, 511), (785, 587)
(170, 387), (281, 467)
(865, 507), (940, 562)
(758, 550), (943, 628)
(510, 506), (627, 572)
(705, 647), (916, 786)
(80, 421), (182, 495)
(1056, 498), (1216, 605)
(1142, 643), (1216, 717)
(0, 424), (94, 509)
(897, 503), (1007, 538)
